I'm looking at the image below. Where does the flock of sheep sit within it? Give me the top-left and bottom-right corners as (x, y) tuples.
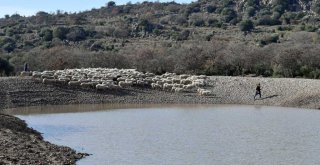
(28, 68), (212, 96)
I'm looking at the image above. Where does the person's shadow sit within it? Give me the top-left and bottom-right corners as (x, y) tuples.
(255, 94), (279, 100)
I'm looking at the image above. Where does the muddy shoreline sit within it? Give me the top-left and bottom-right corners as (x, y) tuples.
(1, 76), (320, 164)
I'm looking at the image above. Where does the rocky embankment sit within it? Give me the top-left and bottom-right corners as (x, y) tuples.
(0, 75), (320, 164)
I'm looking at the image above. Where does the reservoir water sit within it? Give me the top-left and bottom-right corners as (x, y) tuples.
(7, 104), (320, 165)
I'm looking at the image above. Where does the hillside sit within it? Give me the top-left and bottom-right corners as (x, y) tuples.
(0, 0), (320, 78)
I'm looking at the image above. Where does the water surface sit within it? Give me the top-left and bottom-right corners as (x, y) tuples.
(9, 104), (320, 165)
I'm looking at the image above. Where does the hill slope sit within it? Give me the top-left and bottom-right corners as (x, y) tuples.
(0, 0), (320, 78)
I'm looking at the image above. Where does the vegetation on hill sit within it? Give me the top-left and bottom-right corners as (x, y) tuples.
(0, 0), (320, 78)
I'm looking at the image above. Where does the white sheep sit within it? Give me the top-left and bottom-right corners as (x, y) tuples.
(197, 88), (212, 96)
(163, 83), (173, 91)
(68, 81), (81, 86)
(119, 81), (132, 88)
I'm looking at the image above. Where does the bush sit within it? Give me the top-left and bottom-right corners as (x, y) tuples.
(208, 18), (222, 27)
(221, 8), (237, 23)
(0, 58), (14, 76)
(256, 16), (281, 25)
(0, 37), (16, 52)
(258, 34), (279, 46)
(107, 1), (116, 7)
(53, 27), (69, 40)
(246, 7), (256, 17)
(239, 20), (254, 32)
(39, 28), (53, 41)
(206, 5), (216, 13)
(66, 26), (86, 41)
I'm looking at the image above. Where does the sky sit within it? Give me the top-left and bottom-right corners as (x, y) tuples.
(0, 0), (193, 18)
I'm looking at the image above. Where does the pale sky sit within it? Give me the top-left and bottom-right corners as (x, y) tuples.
(0, 0), (193, 18)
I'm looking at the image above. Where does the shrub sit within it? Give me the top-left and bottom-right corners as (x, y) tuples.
(206, 5), (216, 13)
(208, 18), (222, 27)
(256, 16), (281, 25)
(107, 1), (116, 7)
(66, 26), (86, 41)
(53, 27), (69, 40)
(258, 34), (279, 46)
(0, 57), (14, 76)
(221, 8), (237, 23)
(0, 37), (16, 52)
(246, 7), (256, 17)
(39, 28), (53, 41)
(239, 20), (254, 32)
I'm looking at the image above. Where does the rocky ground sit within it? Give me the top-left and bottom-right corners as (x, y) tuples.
(0, 76), (320, 164)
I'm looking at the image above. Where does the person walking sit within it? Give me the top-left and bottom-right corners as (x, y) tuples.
(254, 83), (261, 100)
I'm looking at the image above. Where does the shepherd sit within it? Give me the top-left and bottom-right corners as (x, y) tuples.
(24, 63), (29, 72)
(254, 83), (261, 100)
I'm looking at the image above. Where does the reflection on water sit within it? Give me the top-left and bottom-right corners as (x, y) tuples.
(10, 105), (320, 165)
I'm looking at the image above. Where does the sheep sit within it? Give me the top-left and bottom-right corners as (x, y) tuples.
(173, 83), (183, 88)
(151, 83), (162, 90)
(80, 82), (99, 88)
(156, 80), (165, 86)
(181, 79), (192, 85)
(96, 84), (109, 90)
(119, 81), (132, 88)
(41, 75), (55, 79)
(197, 88), (212, 96)
(136, 80), (146, 86)
(192, 79), (206, 87)
(180, 74), (189, 79)
(183, 84), (196, 90)
(163, 83), (173, 91)
(42, 78), (57, 84)
(20, 71), (31, 77)
(173, 87), (184, 93)
(68, 81), (81, 86)
(172, 78), (181, 84)
(32, 71), (42, 78)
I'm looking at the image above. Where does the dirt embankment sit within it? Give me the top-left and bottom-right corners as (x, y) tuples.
(1, 76), (320, 110)
(0, 76), (320, 164)
(0, 113), (88, 164)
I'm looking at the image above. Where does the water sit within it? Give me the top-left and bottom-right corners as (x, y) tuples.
(7, 104), (320, 165)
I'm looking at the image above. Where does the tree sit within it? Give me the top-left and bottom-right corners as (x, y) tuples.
(239, 20), (254, 32)
(107, 1), (116, 7)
